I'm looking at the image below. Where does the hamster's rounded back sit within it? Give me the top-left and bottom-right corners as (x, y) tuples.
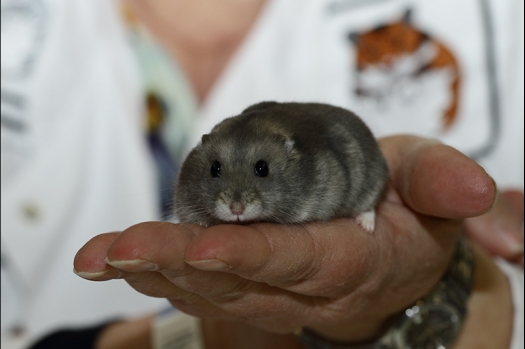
(173, 102), (388, 226)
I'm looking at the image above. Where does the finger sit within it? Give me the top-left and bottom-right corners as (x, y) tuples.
(104, 221), (204, 272)
(379, 135), (497, 218)
(107, 224), (370, 329)
(73, 227), (188, 299)
(78, 221), (332, 325)
(121, 270), (233, 319)
(464, 190), (524, 261)
(74, 232), (122, 280)
(102, 221), (338, 294)
(185, 210), (456, 299)
(74, 224), (234, 318)
(501, 190), (525, 221)
(102, 222), (241, 300)
(185, 220), (373, 296)
(175, 276), (316, 328)
(100, 222), (316, 323)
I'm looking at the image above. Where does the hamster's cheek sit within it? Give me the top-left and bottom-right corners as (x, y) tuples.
(243, 200), (264, 220)
(256, 191), (279, 217)
(213, 200), (232, 221)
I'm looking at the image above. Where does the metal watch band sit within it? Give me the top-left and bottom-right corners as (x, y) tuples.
(298, 236), (475, 349)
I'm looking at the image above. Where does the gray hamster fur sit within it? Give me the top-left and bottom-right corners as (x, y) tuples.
(173, 101), (389, 232)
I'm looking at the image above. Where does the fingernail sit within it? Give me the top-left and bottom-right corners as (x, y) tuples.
(105, 258), (159, 272)
(185, 259), (229, 271)
(73, 268), (122, 280)
(497, 223), (524, 255)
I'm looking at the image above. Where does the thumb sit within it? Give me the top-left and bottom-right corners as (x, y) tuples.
(379, 135), (497, 219)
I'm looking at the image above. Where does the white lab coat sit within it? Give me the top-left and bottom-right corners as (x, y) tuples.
(1, 0), (167, 346)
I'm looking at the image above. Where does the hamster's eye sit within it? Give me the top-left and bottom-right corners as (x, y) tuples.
(254, 160), (269, 177)
(211, 161), (221, 178)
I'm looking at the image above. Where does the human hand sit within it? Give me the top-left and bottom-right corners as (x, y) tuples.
(464, 189), (524, 267)
(74, 135), (497, 346)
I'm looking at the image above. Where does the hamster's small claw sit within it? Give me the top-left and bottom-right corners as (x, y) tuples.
(355, 210), (375, 233)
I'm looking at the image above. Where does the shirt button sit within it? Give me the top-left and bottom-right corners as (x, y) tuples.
(22, 202), (40, 222)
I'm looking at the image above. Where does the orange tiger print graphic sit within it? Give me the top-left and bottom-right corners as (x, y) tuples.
(349, 9), (461, 129)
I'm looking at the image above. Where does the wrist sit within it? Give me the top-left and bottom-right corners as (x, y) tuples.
(450, 243), (514, 349)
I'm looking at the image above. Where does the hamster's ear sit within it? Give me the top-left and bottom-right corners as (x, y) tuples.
(201, 133), (211, 144)
(283, 137), (294, 153)
(272, 132), (298, 158)
(242, 101), (279, 114)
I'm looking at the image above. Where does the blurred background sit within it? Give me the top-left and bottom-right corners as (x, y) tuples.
(1, 0), (523, 348)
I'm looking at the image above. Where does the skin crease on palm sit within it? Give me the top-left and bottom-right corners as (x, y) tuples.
(76, 136), (514, 349)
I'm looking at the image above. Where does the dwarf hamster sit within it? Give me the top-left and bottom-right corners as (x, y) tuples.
(173, 101), (389, 232)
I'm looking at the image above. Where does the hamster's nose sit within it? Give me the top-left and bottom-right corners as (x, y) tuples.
(230, 202), (245, 215)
